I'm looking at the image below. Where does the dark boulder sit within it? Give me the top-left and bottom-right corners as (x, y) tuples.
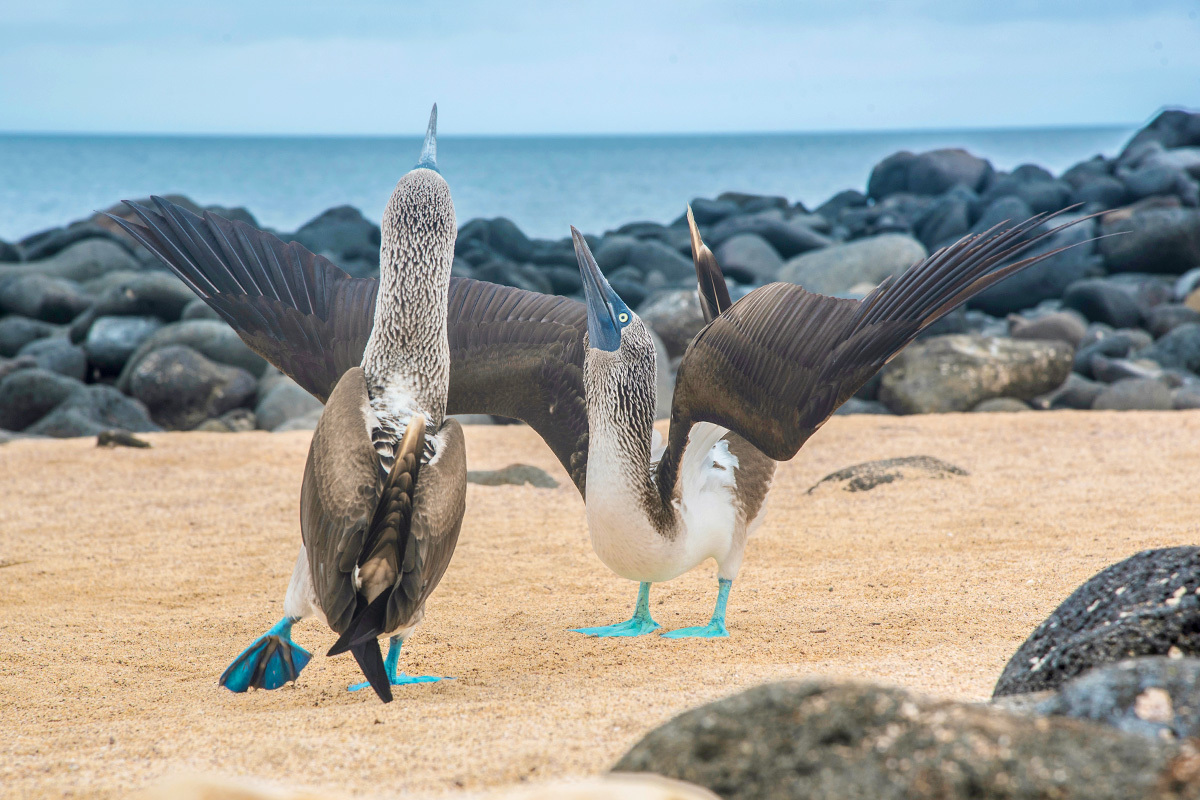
(16, 338), (87, 381)
(814, 189), (868, 221)
(1071, 176), (1128, 210)
(1062, 279), (1143, 328)
(0, 368), (86, 431)
(716, 191), (789, 214)
(1120, 109), (1200, 160)
(116, 319), (266, 391)
(180, 298), (221, 321)
(0, 238), (139, 283)
(704, 215), (832, 258)
(914, 188), (974, 249)
(254, 378), (323, 431)
(910, 148), (994, 195)
(1137, 322), (1200, 373)
(994, 546), (1200, 697)
(19, 222), (136, 262)
(26, 384), (159, 437)
(712, 233), (782, 284)
(128, 345), (257, 430)
(1007, 310), (1087, 347)
(0, 274), (91, 323)
(639, 290), (706, 358)
(84, 316), (164, 374)
(1119, 163), (1200, 206)
(1099, 205), (1200, 275)
(1043, 657), (1200, 742)
(593, 236), (693, 282)
(1073, 328), (1154, 377)
(68, 271), (195, 343)
(686, 197), (740, 226)
(1034, 373), (1105, 410)
(290, 205), (380, 278)
(1146, 304), (1200, 337)
(780, 233), (926, 295)
(615, 680), (1199, 800)
(0, 316), (57, 357)
(866, 151), (916, 199)
(0, 238), (19, 263)
(1092, 377), (1174, 410)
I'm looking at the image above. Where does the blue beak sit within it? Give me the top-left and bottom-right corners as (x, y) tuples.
(571, 226), (622, 352)
(415, 104), (439, 172)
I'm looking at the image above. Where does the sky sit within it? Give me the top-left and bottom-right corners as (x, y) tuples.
(1, 1), (1198, 136)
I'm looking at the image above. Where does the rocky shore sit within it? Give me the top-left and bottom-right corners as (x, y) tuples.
(3, 109), (1200, 437)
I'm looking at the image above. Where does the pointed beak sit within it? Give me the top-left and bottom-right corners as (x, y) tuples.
(415, 103), (439, 172)
(571, 226), (622, 352)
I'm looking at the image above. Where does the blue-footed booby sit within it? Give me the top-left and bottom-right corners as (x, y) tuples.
(561, 208), (1094, 638)
(111, 136), (1091, 643)
(111, 106), (467, 702)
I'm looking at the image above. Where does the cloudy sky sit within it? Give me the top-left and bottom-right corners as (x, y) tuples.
(1, 1), (1198, 135)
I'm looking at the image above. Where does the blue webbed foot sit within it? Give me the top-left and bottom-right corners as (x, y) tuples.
(661, 620), (729, 639)
(661, 578), (734, 640)
(220, 617), (311, 692)
(571, 616), (661, 637)
(571, 581), (660, 637)
(346, 636), (450, 693)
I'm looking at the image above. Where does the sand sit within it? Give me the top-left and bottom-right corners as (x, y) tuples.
(2, 411), (1198, 799)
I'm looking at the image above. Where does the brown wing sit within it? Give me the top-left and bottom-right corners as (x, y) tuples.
(109, 197), (377, 403)
(444, 279), (590, 495)
(299, 367), (383, 633)
(656, 211), (1094, 497)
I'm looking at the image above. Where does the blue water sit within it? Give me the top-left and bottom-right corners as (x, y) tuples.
(0, 126), (1133, 242)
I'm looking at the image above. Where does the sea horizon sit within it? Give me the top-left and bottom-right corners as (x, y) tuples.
(0, 123), (1135, 242)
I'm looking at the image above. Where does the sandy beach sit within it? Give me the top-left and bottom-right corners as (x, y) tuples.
(2, 411), (1198, 799)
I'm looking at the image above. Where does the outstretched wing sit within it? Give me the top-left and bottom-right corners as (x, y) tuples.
(114, 196), (591, 494)
(108, 197), (377, 403)
(655, 211), (1092, 496)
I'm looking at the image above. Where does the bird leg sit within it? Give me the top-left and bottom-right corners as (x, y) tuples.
(348, 636), (448, 691)
(219, 616), (312, 692)
(571, 582), (661, 637)
(662, 578), (732, 639)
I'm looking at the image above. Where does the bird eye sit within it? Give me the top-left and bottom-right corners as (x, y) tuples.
(618, 312), (629, 323)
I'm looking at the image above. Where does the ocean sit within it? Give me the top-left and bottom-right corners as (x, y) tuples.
(0, 126), (1133, 242)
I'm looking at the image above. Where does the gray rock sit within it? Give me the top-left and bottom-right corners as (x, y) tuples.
(1174, 386), (1200, 409)
(1089, 356), (1163, 384)
(1092, 378), (1173, 410)
(1146, 304), (1200, 337)
(1071, 176), (1129, 209)
(1073, 328), (1154, 377)
(291, 205), (380, 278)
(1137, 322), (1200, 373)
(180, 297), (221, 321)
(970, 217), (1103, 316)
(806, 455), (966, 494)
(116, 319), (265, 391)
(466, 463), (559, 488)
(1120, 109), (1200, 157)
(973, 397), (1031, 412)
(704, 215), (832, 259)
(1007, 310), (1087, 347)
(194, 408), (257, 433)
(16, 338), (86, 381)
(832, 397), (891, 415)
(994, 546), (1200, 697)
(687, 197), (740, 225)
(1062, 279), (1144, 328)
(909, 148), (994, 195)
(866, 151), (916, 199)
(712, 233), (782, 284)
(19, 221), (134, 261)
(0, 238), (18, 263)
(1099, 205), (1200, 275)
(615, 680), (1195, 800)
(254, 378), (323, 431)
(128, 345), (257, 430)
(67, 271), (195, 342)
(639, 290), (706, 358)
(0, 354), (36, 382)
(0, 368), (87, 430)
(780, 233), (926, 295)
(0, 274), (91, 323)
(25, 384), (159, 437)
(815, 189), (868, 220)
(272, 409), (323, 432)
(915, 189), (973, 249)
(84, 316), (164, 374)
(594, 236), (693, 282)
(879, 335), (1073, 414)
(981, 171), (1072, 215)
(1034, 373), (1106, 410)
(970, 195), (1035, 236)
(0, 238), (139, 284)
(1042, 657), (1200, 742)
(0, 316), (57, 357)
(1119, 164), (1199, 206)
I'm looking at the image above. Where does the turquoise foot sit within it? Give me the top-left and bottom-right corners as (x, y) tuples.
(348, 673), (449, 692)
(220, 617), (311, 692)
(571, 616), (661, 637)
(661, 620), (729, 639)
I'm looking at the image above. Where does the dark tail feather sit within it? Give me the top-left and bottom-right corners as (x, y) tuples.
(327, 591), (390, 656)
(686, 205), (732, 324)
(349, 638), (392, 703)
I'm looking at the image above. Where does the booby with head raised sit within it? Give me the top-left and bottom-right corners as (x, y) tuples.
(112, 106), (466, 702)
